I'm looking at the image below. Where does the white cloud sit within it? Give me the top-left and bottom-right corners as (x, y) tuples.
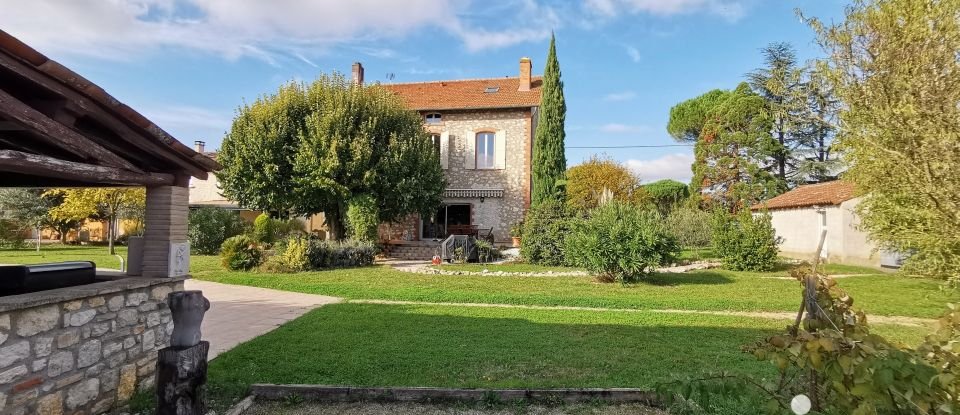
(625, 46), (641, 62)
(0, 0), (552, 62)
(584, 0), (746, 21)
(599, 123), (651, 134)
(603, 91), (637, 101)
(625, 153), (695, 183)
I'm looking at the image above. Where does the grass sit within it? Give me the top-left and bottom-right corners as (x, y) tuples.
(0, 245), (221, 273)
(194, 264), (951, 319)
(206, 303), (929, 411)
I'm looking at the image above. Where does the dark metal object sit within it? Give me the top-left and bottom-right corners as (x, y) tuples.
(0, 261), (96, 296)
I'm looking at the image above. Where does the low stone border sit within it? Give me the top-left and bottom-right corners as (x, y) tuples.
(224, 395), (256, 415)
(249, 384), (660, 406)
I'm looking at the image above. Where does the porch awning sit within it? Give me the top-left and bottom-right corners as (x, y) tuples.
(442, 189), (504, 199)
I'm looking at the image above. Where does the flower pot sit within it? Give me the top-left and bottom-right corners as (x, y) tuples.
(511, 237), (521, 248)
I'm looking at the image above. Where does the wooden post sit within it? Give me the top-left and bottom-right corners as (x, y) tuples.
(156, 291), (210, 415)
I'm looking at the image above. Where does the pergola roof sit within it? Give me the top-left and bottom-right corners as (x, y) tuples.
(0, 29), (219, 188)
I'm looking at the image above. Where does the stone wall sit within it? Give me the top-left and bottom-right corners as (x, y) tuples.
(422, 108), (533, 243)
(0, 278), (184, 415)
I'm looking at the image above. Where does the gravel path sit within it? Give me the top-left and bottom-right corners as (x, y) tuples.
(349, 298), (934, 327)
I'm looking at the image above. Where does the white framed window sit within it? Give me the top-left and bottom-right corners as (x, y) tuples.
(425, 113), (442, 124)
(476, 132), (496, 169)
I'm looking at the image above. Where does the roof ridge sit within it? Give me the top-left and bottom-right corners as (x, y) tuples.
(380, 75), (542, 86)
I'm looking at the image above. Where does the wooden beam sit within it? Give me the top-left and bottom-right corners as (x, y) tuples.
(0, 53), (208, 179)
(0, 150), (174, 186)
(0, 121), (24, 131)
(0, 88), (144, 173)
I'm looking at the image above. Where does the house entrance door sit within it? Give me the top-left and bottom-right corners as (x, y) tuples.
(421, 204), (471, 240)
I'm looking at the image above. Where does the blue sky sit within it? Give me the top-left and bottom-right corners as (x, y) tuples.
(1, 0), (845, 183)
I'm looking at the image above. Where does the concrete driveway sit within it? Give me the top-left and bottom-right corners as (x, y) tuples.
(184, 279), (340, 359)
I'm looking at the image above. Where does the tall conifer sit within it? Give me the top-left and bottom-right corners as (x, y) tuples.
(531, 34), (567, 206)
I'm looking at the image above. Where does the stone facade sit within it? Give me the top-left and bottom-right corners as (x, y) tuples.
(421, 108), (533, 243)
(0, 279), (184, 415)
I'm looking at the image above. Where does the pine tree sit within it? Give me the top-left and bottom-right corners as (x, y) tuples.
(531, 34), (567, 206)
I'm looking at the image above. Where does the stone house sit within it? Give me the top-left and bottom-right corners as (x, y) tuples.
(376, 58), (542, 245)
(751, 180), (900, 268)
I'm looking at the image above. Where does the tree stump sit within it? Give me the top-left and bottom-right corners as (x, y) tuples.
(156, 291), (210, 415)
(156, 341), (209, 415)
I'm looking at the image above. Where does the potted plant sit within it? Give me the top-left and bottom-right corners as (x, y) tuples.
(509, 222), (523, 247)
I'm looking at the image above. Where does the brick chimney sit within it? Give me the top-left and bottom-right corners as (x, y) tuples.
(352, 62), (364, 86)
(194, 140), (205, 153)
(518, 57), (532, 91)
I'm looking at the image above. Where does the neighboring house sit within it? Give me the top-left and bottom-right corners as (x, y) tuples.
(376, 57), (541, 243)
(751, 180), (896, 268)
(187, 142), (329, 236)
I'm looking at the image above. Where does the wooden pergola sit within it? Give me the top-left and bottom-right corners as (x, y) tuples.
(0, 29), (218, 277)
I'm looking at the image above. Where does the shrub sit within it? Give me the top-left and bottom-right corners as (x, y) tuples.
(346, 195), (379, 242)
(660, 270), (960, 414)
(520, 199), (576, 266)
(0, 219), (26, 249)
(219, 235), (264, 271)
(188, 207), (246, 255)
(565, 202), (680, 283)
(262, 236), (310, 273)
(665, 206), (712, 250)
(711, 209), (781, 271)
(252, 213), (277, 244)
(307, 239), (376, 269)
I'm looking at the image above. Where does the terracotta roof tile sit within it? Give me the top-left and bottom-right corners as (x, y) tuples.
(381, 77), (542, 111)
(752, 180), (857, 211)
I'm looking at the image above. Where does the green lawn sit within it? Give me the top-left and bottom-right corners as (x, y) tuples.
(193, 264), (950, 318)
(0, 245), (945, 412)
(0, 245), (221, 273)
(205, 303), (929, 411)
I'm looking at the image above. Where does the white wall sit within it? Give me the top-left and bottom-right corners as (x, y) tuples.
(767, 198), (880, 267)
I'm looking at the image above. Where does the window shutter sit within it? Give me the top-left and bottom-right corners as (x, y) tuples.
(439, 132), (450, 170)
(464, 132), (476, 169)
(494, 130), (506, 169)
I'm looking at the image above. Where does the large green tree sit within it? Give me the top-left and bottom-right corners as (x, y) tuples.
(219, 74), (445, 240)
(669, 84), (782, 211)
(0, 189), (53, 251)
(809, 0), (960, 279)
(531, 34), (567, 206)
(748, 42), (842, 186)
(218, 82), (307, 215)
(46, 188), (145, 255)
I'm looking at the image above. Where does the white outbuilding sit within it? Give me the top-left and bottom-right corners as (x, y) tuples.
(751, 180), (898, 268)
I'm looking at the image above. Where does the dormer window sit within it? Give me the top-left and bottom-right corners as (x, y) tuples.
(425, 113), (442, 124)
(484, 86), (500, 93)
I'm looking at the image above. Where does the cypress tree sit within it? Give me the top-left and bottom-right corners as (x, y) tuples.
(531, 34), (567, 206)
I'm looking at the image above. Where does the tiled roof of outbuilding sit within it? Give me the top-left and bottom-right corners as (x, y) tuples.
(751, 180), (857, 210)
(381, 77), (542, 111)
